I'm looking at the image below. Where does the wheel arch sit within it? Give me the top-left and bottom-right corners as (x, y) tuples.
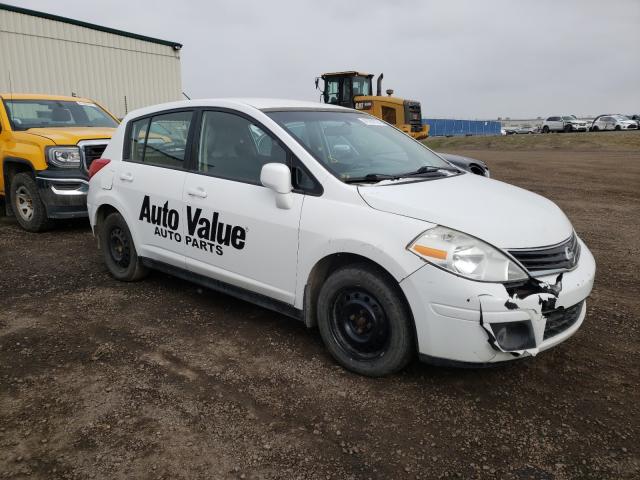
(302, 252), (417, 339)
(94, 203), (120, 247)
(2, 157), (34, 214)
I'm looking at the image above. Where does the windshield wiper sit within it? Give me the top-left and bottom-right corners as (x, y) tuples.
(401, 165), (460, 177)
(343, 173), (401, 184)
(344, 166), (460, 184)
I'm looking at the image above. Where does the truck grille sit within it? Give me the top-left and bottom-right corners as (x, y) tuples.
(508, 234), (580, 273)
(543, 301), (584, 340)
(81, 143), (108, 171)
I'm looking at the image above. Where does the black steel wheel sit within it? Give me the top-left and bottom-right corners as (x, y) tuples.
(108, 226), (131, 269)
(330, 288), (390, 361)
(100, 212), (148, 281)
(317, 263), (414, 376)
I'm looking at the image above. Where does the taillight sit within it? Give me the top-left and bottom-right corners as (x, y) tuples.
(88, 158), (111, 179)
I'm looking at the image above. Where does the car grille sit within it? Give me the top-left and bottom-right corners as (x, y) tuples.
(508, 234), (580, 273)
(543, 301), (584, 340)
(81, 143), (108, 170)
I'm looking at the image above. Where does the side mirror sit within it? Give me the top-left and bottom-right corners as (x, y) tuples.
(260, 163), (293, 209)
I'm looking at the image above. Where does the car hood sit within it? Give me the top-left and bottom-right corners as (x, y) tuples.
(358, 173), (573, 249)
(23, 127), (115, 145)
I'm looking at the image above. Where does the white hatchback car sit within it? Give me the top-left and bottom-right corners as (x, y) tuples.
(591, 114), (639, 132)
(87, 99), (596, 376)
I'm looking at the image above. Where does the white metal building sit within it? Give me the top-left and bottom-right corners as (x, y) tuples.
(0, 3), (183, 118)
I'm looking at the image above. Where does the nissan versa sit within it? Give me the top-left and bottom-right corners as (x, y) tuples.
(87, 99), (595, 377)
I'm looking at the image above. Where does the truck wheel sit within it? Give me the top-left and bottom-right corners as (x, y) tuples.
(542, 126), (550, 133)
(10, 173), (53, 232)
(100, 212), (148, 281)
(317, 263), (414, 377)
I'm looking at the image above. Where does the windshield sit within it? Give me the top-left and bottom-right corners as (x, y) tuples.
(267, 111), (451, 182)
(613, 115), (629, 121)
(4, 99), (118, 130)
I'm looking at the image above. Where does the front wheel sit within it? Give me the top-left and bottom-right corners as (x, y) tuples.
(10, 173), (52, 232)
(100, 212), (148, 281)
(542, 126), (550, 133)
(317, 264), (414, 377)
(564, 124), (572, 133)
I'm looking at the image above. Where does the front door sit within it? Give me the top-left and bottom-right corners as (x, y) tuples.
(115, 110), (194, 268)
(182, 110), (303, 304)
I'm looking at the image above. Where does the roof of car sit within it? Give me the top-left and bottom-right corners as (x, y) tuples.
(124, 98), (352, 119)
(0, 93), (95, 102)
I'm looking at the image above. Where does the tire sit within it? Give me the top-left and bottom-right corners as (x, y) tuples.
(317, 263), (414, 377)
(542, 126), (550, 133)
(592, 126), (599, 132)
(100, 212), (148, 281)
(469, 165), (485, 176)
(10, 172), (53, 232)
(614, 125), (621, 131)
(564, 124), (572, 133)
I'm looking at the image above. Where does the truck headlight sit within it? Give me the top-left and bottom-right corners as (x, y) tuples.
(46, 147), (81, 168)
(408, 226), (528, 282)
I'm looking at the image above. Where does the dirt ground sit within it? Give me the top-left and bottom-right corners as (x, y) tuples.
(1, 136), (639, 479)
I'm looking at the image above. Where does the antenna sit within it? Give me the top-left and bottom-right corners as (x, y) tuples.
(8, 70), (16, 127)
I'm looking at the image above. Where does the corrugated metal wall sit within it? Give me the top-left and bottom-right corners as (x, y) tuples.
(423, 119), (502, 137)
(0, 9), (182, 118)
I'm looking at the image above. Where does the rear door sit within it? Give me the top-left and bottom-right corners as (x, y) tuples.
(182, 109), (304, 304)
(115, 109), (195, 267)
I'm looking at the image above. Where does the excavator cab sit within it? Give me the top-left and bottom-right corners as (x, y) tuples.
(317, 71), (429, 140)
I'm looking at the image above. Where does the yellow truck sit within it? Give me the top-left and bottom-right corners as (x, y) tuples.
(0, 94), (118, 231)
(316, 71), (429, 140)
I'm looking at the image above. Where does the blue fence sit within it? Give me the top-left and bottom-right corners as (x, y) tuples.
(423, 118), (501, 137)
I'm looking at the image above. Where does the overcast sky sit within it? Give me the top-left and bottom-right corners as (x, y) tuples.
(10, 0), (640, 118)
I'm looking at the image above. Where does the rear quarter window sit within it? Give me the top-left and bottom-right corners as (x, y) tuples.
(125, 111), (193, 169)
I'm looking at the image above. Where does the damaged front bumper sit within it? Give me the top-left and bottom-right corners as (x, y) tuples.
(400, 237), (596, 365)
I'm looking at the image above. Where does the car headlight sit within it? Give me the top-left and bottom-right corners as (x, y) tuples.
(46, 146), (81, 168)
(407, 226), (528, 282)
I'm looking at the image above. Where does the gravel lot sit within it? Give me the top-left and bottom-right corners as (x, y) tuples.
(1, 134), (639, 479)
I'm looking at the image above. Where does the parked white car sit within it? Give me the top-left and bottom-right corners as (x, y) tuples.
(87, 99), (595, 376)
(591, 114), (639, 131)
(542, 116), (588, 133)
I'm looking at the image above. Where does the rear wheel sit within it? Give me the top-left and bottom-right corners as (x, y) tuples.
(592, 126), (599, 132)
(10, 173), (52, 232)
(100, 212), (148, 281)
(542, 126), (550, 133)
(317, 264), (414, 377)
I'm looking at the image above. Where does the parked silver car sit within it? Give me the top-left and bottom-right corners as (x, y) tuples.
(542, 116), (588, 133)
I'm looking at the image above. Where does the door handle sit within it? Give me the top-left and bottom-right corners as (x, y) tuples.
(119, 172), (134, 182)
(186, 187), (208, 198)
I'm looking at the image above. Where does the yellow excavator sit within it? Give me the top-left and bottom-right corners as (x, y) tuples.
(315, 71), (429, 140)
